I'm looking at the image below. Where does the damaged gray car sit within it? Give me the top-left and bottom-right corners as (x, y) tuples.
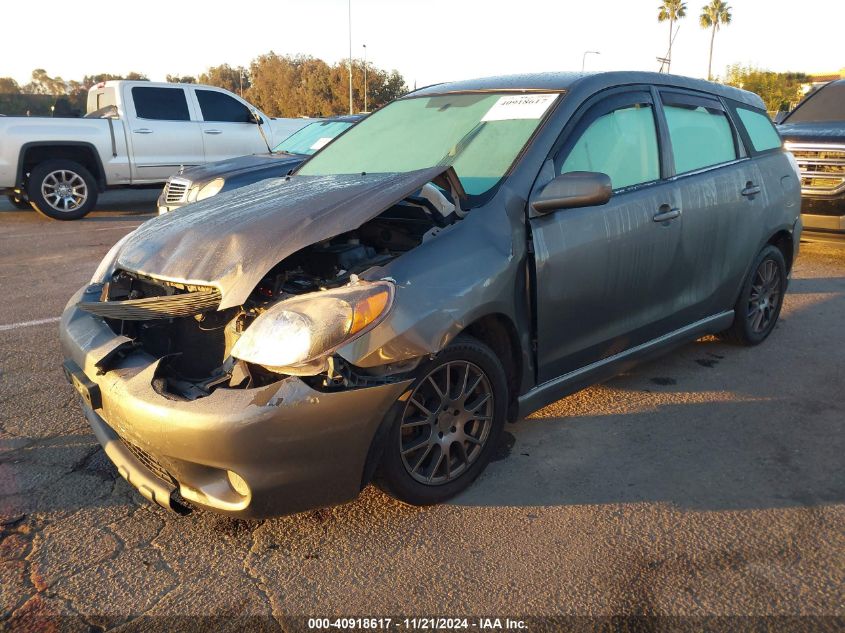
(60, 71), (802, 518)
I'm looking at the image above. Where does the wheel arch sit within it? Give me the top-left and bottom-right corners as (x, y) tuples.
(18, 142), (107, 191)
(766, 229), (795, 275)
(461, 313), (523, 423)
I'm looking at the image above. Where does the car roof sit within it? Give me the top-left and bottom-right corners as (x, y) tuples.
(410, 71), (765, 109)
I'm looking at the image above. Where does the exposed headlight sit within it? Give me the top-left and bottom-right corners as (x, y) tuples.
(231, 281), (394, 374)
(196, 178), (225, 202)
(90, 231), (135, 284)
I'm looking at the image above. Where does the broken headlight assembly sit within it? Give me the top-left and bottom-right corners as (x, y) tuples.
(231, 280), (394, 375)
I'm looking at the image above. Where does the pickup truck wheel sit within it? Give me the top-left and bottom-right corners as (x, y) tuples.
(27, 160), (98, 220)
(6, 193), (31, 210)
(376, 335), (507, 506)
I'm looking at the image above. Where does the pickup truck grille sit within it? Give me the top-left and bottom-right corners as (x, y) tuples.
(786, 143), (845, 196)
(163, 177), (191, 204)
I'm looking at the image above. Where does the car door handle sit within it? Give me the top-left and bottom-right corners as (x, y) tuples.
(741, 183), (761, 198)
(203, 129), (223, 135)
(653, 205), (681, 222)
(133, 128), (153, 134)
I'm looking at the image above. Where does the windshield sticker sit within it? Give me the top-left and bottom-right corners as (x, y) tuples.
(310, 137), (334, 151)
(481, 93), (557, 122)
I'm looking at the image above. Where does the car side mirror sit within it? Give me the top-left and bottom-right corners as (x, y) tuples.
(773, 111), (788, 124)
(532, 171), (612, 214)
(250, 110), (264, 125)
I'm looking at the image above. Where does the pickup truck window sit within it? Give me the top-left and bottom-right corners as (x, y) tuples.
(784, 82), (845, 124)
(132, 87), (190, 121)
(736, 107), (782, 152)
(662, 94), (736, 174)
(196, 89), (252, 123)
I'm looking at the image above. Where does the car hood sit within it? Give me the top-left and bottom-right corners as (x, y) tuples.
(116, 167), (451, 310)
(179, 152), (303, 182)
(778, 121), (845, 145)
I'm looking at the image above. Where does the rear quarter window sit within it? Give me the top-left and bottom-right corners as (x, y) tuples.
(736, 107), (782, 152)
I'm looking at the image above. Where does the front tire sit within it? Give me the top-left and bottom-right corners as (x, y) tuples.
(377, 335), (507, 506)
(720, 245), (786, 346)
(26, 160), (98, 220)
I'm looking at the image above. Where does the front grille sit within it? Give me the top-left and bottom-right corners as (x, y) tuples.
(119, 436), (176, 486)
(164, 177), (191, 204)
(78, 287), (221, 320)
(787, 143), (845, 196)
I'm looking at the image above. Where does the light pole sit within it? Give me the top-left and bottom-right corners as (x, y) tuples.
(363, 44), (368, 113)
(582, 50), (600, 72)
(348, 0), (353, 114)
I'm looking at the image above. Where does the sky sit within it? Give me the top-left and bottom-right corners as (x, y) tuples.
(1, 0), (843, 89)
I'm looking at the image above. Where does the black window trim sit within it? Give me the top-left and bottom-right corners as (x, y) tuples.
(656, 87), (750, 180)
(551, 87), (666, 195)
(130, 86), (192, 123)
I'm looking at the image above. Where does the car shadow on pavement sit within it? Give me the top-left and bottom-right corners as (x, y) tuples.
(786, 276), (845, 293)
(454, 394), (844, 512)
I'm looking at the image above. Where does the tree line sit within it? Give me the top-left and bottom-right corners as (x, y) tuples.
(0, 53), (407, 117)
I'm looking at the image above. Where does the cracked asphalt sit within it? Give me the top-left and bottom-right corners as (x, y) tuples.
(1, 192), (843, 632)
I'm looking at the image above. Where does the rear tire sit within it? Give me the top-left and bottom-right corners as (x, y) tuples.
(720, 245), (786, 346)
(6, 193), (31, 210)
(376, 334), (507, 506)
(26, 160), (98, 220)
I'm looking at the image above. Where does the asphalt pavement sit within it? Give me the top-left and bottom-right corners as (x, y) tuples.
(1, 193), (843, 632)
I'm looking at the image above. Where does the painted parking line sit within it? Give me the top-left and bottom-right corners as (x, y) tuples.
(0, 316), (61, 332)
(0, 223), (149, 240)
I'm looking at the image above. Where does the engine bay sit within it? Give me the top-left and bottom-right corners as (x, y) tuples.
(99, 184), (463, 399)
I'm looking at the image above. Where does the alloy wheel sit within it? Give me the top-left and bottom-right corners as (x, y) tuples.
(746, 258), (782, 334)
(399, 361), (494, 486)
(41, 170), (88, 213)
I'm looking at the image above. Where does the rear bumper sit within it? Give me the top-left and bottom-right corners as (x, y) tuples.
(60, 285), (412, 518)
(800, 195), (845, 241)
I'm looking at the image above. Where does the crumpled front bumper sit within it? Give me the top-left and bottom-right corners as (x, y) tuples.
(60, 285), (412, 518)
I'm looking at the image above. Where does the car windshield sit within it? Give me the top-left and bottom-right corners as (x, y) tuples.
(297, 92), (561, 197)
(784, 82), (845, 123)
(274, 120), (356, 155)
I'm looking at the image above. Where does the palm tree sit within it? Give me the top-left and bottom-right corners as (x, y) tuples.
(700, 0), (732, 81)
(657, 0), (688, 73)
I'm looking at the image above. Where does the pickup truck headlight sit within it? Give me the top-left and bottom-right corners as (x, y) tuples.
(90, 231), (135, 284)
(231, 281), (393, 374)
(196, 178), (225, 202)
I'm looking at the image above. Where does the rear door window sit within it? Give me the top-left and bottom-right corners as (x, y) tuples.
(736, 107), (782, 152)
(132, 86), (190, 121)
(560, 101), (660, 190)
(661, 92), (737, 174)
(195, 89), (252, 123)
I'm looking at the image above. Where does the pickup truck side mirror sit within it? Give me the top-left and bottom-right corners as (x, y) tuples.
(532, 171), (613, 214)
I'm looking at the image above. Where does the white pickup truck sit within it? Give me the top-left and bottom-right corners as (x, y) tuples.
(0, 81), (310, 219)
